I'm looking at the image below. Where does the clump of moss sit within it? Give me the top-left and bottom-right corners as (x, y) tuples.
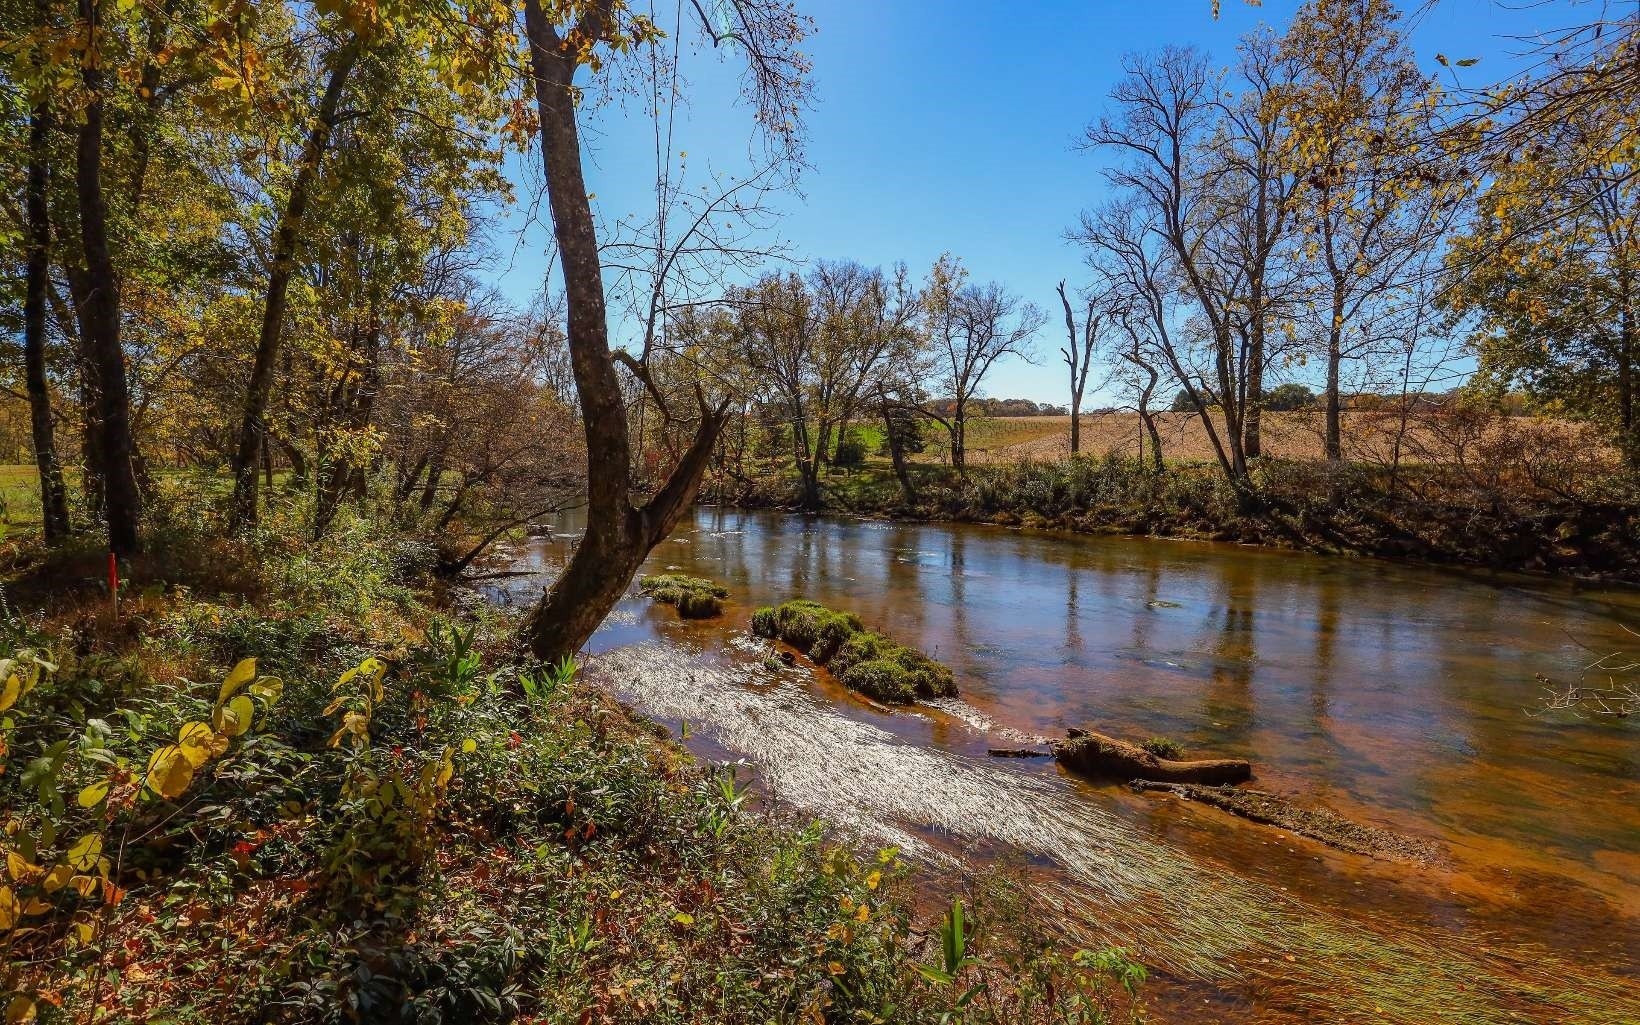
(640, 574), (729, 618)
(1140, 736), (1183, 760)
(749, 599), (956, 704)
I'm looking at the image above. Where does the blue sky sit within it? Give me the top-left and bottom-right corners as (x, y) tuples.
(495, 0), (1550, 404)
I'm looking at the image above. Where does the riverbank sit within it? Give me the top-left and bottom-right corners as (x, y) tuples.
(495, 508), (1640, 1025)
(705, 455), (1640, 582)
(0, 507), (1147, 1024)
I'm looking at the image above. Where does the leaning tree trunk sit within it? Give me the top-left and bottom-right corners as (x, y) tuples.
(25, 98), (72, 541)
(76, 0), (142, 558)
(227, 39), (359, 532)
(881, 400), (918, 506)
(519, 0), (727, 662)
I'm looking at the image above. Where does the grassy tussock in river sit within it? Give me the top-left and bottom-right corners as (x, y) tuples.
(751, 599), (957, 703)
(0, 500), (1144, 1024)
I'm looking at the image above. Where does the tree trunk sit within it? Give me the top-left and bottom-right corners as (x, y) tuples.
(1055, 729), (1251, 786)
(25, 98), (72, 541)
(518, 0), (727, 662)
(1325, 318), (1344, 462)
(76, 0), (142, 558)
(275, 435), (308, 491)
(881, 402), (918, 506)
(1239, 318), (1266, 459)
(64, 268), (104, 517)
(227, 39), (359, 532)
(315, 327), (381, 538)
(1618, 269), (1636, 467)
(950, 398), (968, 475)
(1133, 360), (1163, 473)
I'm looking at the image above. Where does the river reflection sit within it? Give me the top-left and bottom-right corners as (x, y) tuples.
(488, 507), (1640, 1024)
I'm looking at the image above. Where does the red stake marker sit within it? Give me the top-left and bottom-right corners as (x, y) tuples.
(108, 551), (119, 617)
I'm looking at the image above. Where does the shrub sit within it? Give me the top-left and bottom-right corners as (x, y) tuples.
(833, 432), (868, 469)
(1263, 382), (1317, 411)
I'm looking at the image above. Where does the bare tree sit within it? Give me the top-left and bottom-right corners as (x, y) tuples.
(1055, 279), (1109, 455)
(1214, 26), (1302, 460)
(1075, 197), (1241, 480)
(921, 254), (1043, 474)
(1082, 46), (1256, 479)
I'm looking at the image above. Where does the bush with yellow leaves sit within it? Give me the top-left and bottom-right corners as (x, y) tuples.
(0, 652), (279, 1023)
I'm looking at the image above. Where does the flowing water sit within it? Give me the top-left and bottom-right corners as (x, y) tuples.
(484, 507), (1640, 1024)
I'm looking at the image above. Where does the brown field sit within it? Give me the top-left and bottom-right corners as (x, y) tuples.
(922, 411), (1598, 468)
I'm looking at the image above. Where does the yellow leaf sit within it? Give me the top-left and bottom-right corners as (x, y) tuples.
(4, 995), (36, 1023)
(0, 887), (18, 931)
(69, 875), (98, 898)
(177, 722), (228, 766)
(249, 675), (284, 706)
(0, 673), (18, 712)
(77, 780), (110, 808)
(42, 864), (72, 893)
(213, 694), (255, 737)
(673, 912), (694, 926)
(218, 657), (257, 704)
(460, 738), (477, 754)
(65, 833), (103, 872)
(145, 745), (196, 799)
(6, 851), (36, 881)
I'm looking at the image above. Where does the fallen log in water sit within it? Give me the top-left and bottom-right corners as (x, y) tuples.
(987, 747), (1054, 758)
(1053, 728), (1252, 785)
(1131, 781), (1445, 866)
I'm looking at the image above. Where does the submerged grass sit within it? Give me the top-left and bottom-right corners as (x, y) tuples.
(599, 641), (1640, 1025)
(750, 599), (956, 703)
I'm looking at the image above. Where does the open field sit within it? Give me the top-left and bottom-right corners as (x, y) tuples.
(920, 411), (1596, 467)
(0, 464), (44, 532)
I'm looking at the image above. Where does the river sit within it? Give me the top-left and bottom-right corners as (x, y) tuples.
(484, 507), (1640, 1024)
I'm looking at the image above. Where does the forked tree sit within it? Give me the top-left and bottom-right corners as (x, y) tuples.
(517, 0), (810, 660)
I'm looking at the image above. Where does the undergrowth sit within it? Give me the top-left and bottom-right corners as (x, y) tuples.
(0, 502), (1147, 1024)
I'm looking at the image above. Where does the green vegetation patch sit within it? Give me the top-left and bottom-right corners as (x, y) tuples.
(640, 574), (730, 618)
(1140, 736), (1184, 760)
(750, 599), (956, 704)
